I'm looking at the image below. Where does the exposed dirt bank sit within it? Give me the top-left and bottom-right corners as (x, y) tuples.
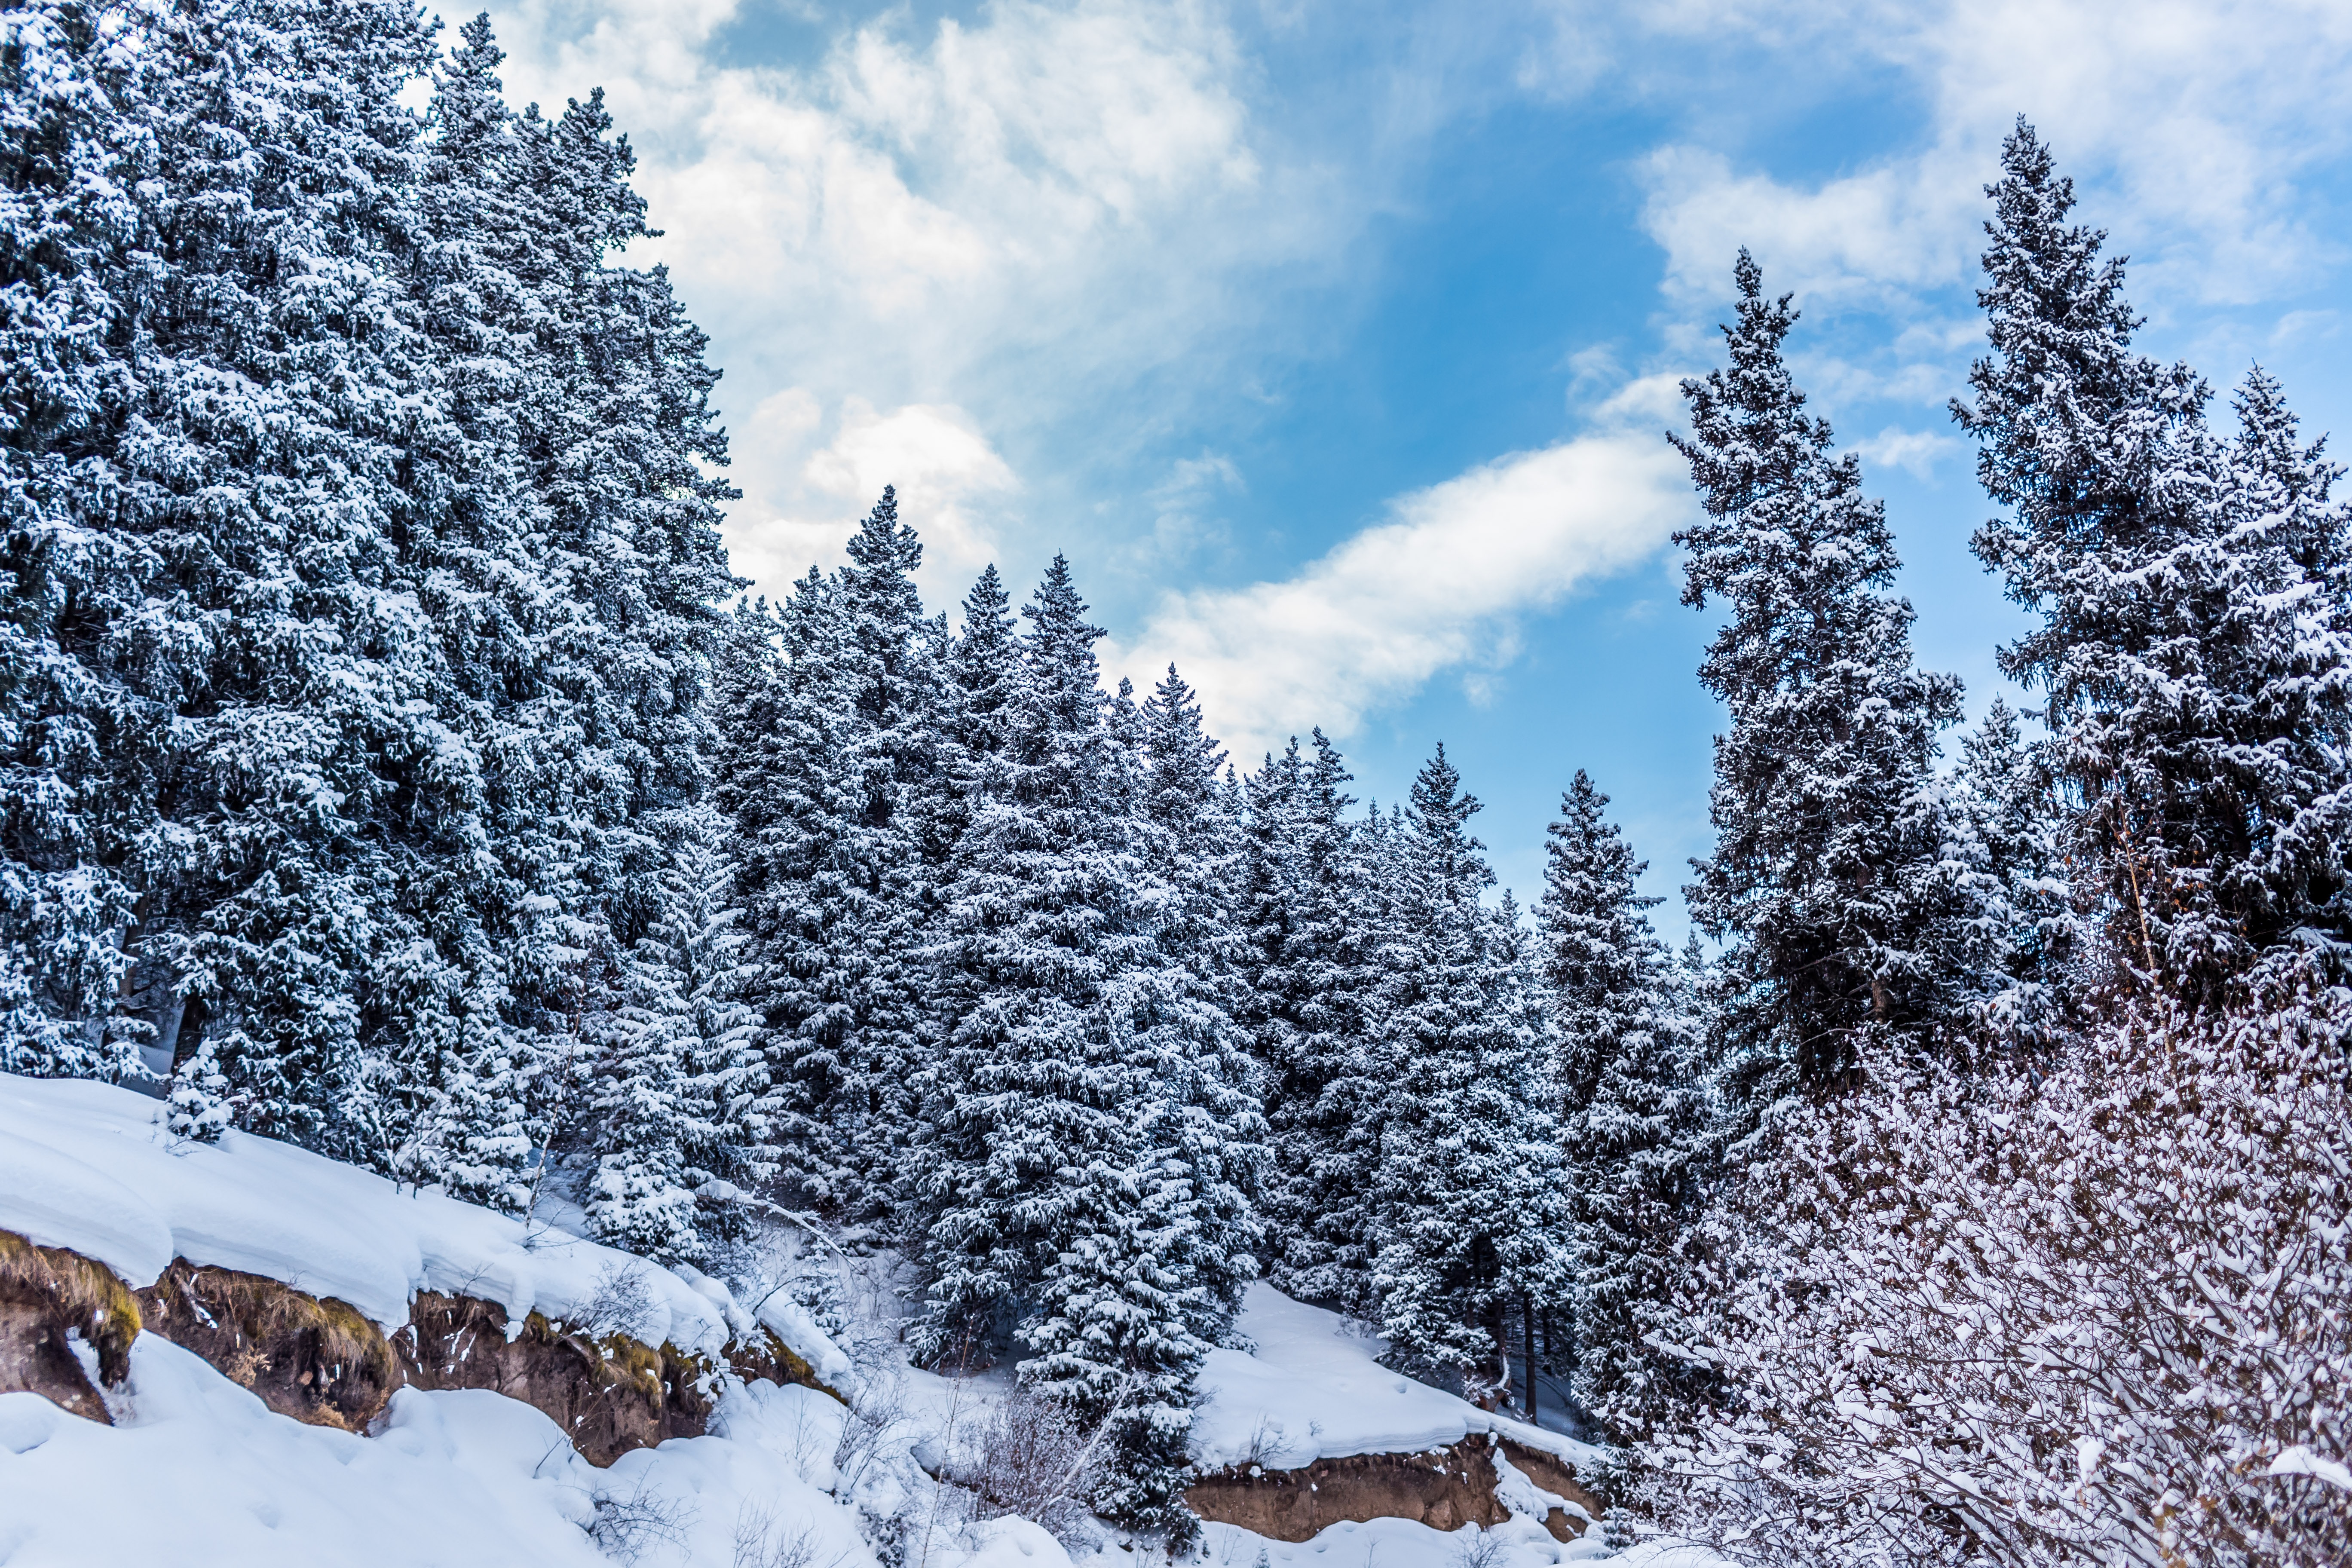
(1186, 1431), (1602, 1543)
(3, 1229), (836, 1467)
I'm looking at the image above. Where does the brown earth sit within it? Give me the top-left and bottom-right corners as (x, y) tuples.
(0, 1231), (141, 1424)
(1185, 1432), (1602, 1544)
(395, 1289), (715, 1465)
(2, 1230), (838, 1468)
(137, 1259), (400, 1432)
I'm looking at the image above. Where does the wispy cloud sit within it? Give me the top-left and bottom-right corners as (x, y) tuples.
(1628, 0), (2352, 314)
(484, 0), (1362, 593)
(728, 395), (1022, 600)
(1104, 378), (1696, 760)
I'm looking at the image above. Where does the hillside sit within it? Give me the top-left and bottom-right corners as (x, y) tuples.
(0, 1072), (1672, 1568)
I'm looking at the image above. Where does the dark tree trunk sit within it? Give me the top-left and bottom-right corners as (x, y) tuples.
(1522, 1293), (1537, 1421)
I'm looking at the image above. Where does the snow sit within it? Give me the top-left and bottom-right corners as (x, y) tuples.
(1194, 1513), (1603, 1568)
(0, 1331), (900, 1568)
(2268, 1445), (2352, 1493)
(0, 1075), (1682, 1566)
(1192, 1284), (1607, 1474)
(0, 1072), (846, 1378)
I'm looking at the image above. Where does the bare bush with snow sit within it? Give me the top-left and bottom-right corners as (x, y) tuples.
(1646, 975), (2352, 1568)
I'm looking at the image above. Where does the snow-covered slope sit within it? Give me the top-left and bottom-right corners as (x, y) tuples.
(0, 1072), (1713, 1568)
(0, 1327), (1066, 1568)
(1194, 1284), (1606, 1474)
(0, 1072), (843, 1375)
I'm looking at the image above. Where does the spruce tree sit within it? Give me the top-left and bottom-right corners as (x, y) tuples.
(1955, 121), (2352, 1006)
(583, 802), (766, 1263)
(0, 1), (145, 1079)
(1370, 746), (1569, 1400)
(910, 563), (1262, 1531)
(1673, 249), (1965, 1102)
(368, 11), (573, 1210)
(106, 0), (453, 1152)
(1538, 772), (1716, 1440)
(1240, 731), (1385, 1312)
(1945, 697), (2071, 1045)
(727, 490), (942, 1217)
(910, 556), (1143, 1354)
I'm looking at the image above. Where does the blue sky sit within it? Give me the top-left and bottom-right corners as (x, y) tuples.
(485, 0), (2352, 930)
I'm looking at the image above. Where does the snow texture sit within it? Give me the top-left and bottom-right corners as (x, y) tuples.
(0, 1072), (846, 1376)
(0, 1332), (959, 1568)
(1191, 1283), (1605, 1473)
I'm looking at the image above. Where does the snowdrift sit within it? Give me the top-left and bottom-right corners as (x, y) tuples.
(0, 1072), (845, 1378)
(1194, 1284), (1606, 1475)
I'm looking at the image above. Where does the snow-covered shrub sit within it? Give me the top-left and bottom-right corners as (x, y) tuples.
(587, 1480), (696, 1564)
(734, 1504), (848, 1568)
(956, 1383), (1102, 1550)
(1645, 964), (2352, 1568)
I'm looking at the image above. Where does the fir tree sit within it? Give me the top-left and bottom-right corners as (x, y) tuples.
(109, 0), (450, 1151)
(1370, 746), (1569, 1401)
(367, 11), (571, 1210)
(1955, 121), (2352, 1007)
(585, 803), (765, 1263)
(910, 555), (1143, 1354)
(1673, 249), (1966, 1102)
(1240, 730), (1385, 1312)
(0, 1), (145, 1078)
(720, 490), (942, 1216)
(1538, 772), (1716, 1440)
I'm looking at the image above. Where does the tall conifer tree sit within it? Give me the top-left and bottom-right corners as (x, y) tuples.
(1370, 747), (1568, 1400)
(1956, 122), (2352, 1008)
(1673, 250), (1965, 1102)
(0, 2), (145, 1079)
(1539, 772), (1715, 1439)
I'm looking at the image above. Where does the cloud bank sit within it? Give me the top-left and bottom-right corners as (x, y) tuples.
(1105, 381), (1697, 760)
(1623, 0), (2352, 315)
(484, 0), (1356, 598)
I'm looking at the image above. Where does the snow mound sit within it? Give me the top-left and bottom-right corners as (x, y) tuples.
(0, 1331), (896, 1568)
(0, 1072), (845, 1377)
(1192, 1284), (1607, 1472)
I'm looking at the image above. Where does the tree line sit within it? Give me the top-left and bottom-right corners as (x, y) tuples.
(4, 3), (2346, 1557)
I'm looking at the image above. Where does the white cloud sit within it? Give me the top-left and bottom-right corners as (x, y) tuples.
(1103, 378), (1696, 760)
(1851, 426), (1964, 481)
(1628, 0), (2352, 313)
(481, 0), (1354, 598)
(726, 395), (1020, 599)
(1641, 143), (1975, 308)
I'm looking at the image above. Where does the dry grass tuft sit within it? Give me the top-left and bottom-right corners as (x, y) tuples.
(0, 1229), (142, 1386)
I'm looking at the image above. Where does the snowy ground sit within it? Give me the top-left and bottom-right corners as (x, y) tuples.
(1193, 1285), (1610, 1475)
(0, 1073), (845, 1372)
(0, 1072), (1722, 1568)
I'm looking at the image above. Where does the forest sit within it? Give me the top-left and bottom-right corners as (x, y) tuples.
(2, 3), (2346, 1564)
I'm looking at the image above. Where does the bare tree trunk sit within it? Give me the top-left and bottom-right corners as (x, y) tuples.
(1522, 1294), (1538, 1421)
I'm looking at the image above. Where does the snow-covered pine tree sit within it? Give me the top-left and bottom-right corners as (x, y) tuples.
(1240, 730), (1385, 1312)
(1537, 772), (1716, 1440)
(90, 0), (460, 1152)
(1130, 665), (1262, 1351)
(1028, 662), (1262, 1533)
(1956, 122), (2352, 1009)
(909, 555), (1144, 1356)
(583, 802), (766, 1263)
(1673, 249), (1966, 1105)
(910, 563), (1262, 1529)
(721, 490), (943, 1218)
(364, 11), (578, 1210)
(0, 2), (147, 1079)
(1944, 696), (2071, 1047)
(502, 81), (739, 990)
(1370, 746), (1569, 1403)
